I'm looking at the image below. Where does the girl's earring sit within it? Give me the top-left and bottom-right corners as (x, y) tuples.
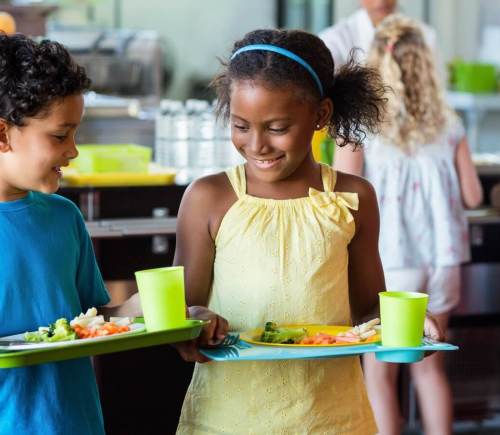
(316, 124), (321, 129)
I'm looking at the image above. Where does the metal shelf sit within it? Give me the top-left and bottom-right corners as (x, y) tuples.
(447, 91), (500, 151)
(83, 210), (500, 239)
(85, 217), (176, 238)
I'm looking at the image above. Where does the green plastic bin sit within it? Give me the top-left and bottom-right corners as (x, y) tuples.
(71, 144), (152, 174)
(453, 62), (497, 93)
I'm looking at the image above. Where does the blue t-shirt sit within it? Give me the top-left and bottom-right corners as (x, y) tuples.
(0, 192), (110, 435)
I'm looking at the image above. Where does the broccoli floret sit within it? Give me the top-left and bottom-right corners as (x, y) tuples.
(46, 318), (76, 342)
(24, 331), (44, 342)
(264, 322), (278, 332)
(24, 326), (50, 342)
(24, 318), (77, 343)
(260, 324), (307, 344)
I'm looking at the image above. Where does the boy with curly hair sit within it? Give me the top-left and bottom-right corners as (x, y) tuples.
(0, 33), (141, 434)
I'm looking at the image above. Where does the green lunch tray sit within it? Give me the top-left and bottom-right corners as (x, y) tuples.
(0, 319), (207, 369)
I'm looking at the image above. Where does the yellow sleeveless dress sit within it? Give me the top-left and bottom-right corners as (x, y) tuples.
(177, 164), (377, 435)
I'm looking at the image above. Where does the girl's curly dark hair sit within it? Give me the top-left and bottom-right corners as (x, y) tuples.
(0, 33), (91, 126)
(211, 29), (387, 145)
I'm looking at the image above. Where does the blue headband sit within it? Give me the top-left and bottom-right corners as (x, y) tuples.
(230, 44), (324, 97)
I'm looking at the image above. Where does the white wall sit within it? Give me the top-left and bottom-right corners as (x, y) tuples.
(430, 0), (480, 62)
(101, 0), (275, 99)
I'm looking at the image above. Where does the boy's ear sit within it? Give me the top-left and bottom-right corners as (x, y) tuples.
(316, 98), (334, 129)
(0, 119), (12, 153)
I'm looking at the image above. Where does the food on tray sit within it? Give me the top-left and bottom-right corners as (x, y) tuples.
(260, 322), (307, 344)
(24, 318), (76, 343)
(300, 332), (336, 345)
(334, 318), (380, 343)
(24, 307), (134, 343)
(258, 318), (380, 345)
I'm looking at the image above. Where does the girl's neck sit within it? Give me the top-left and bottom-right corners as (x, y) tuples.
(245, 154), (323, 200)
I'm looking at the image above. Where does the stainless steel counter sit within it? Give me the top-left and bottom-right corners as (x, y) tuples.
(83, 209), (500, 238)
(465, 208), (500, 225)
(85, 217), (176, 238)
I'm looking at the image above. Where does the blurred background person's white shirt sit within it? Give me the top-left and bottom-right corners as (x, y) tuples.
(319, 2), (439, 72)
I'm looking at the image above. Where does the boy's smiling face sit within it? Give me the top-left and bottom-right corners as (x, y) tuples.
(0, 94), (84, 201)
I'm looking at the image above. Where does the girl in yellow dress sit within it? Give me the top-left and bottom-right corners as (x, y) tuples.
(174, 28), (443, 434)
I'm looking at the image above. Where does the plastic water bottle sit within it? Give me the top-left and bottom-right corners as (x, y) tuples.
(213, 101), (243, 169)
(155, 99), (243, 184)
(193, 100), (217, 177)
(155, 99), (175, 167)
(170, 101), (190, 184)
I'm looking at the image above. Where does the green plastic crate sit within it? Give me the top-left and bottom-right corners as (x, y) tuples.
(71, 144), (152, 174)
(453, 62), (497, 93)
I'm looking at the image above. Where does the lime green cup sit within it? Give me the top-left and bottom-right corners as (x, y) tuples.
(135, 266), (186, 331)
(377, 291), (428, 363)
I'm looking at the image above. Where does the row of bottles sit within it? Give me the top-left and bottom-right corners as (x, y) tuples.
(155, 99), (243, 184)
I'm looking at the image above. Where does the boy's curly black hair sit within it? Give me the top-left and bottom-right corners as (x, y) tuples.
(0, 33), (91, 126)
(211, 29), (387, 145)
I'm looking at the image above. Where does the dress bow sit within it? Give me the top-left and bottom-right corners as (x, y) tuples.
(308, 188), (359, 223)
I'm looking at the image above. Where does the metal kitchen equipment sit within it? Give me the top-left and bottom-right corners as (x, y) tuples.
(46, 26), (166, 100)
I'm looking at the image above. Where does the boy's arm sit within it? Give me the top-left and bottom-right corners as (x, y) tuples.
(99, 292), (142, 318)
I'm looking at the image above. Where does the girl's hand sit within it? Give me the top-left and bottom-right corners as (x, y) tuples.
(188, 305), (229, 347)
(424, 314), (445, 341)
(173, 306), (229, 363)
(423, 313), (445, 358)
(173, 340), (210, 363)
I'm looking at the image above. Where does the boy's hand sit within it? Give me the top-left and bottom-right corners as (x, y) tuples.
(173, 306), (229, 363)
(99, 292), (143, 318)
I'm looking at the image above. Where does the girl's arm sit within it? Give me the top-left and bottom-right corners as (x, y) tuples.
(339, 174), (385, 323)
(455, 136), (483, 208)
(174, 179), (217, 307)
(342, 175), (445, 343)
(333, 144), (364, 176)
(173, 176), (230, 362)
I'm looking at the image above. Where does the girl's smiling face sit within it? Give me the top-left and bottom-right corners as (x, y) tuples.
(230, 80), (330, 184)
(0, 94), (84, 201)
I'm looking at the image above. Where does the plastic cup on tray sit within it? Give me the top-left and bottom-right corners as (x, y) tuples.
(135, 266), (186, 331)
(376, 291), (428, 363)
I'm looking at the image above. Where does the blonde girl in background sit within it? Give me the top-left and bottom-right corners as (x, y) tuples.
(334, 14), (483, 435)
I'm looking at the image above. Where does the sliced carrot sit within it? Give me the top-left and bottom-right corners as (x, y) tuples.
(334, 335), (361, 343)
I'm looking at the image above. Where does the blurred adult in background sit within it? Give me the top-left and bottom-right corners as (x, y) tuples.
(334, 15), (483, 435)
(319, 0), (438, 69)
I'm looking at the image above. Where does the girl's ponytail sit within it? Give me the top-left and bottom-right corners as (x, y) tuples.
(327, 52), (388, 146)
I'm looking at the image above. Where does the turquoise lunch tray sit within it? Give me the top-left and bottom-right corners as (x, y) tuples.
(0, 319), (207, 369)
(200, 339), (458, 363)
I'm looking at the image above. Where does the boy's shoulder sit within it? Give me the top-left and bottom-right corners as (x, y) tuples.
(35, 191), (79, 209)
(33, 192), (83, 219)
